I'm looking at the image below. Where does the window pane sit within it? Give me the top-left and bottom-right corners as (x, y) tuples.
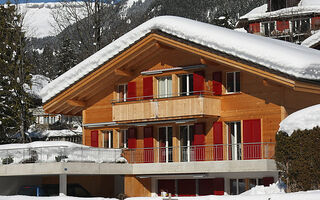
(249, 179), (257, 189)
(189, 74), (194, 94)
(158, 78), (166, 98)
(301, 19), (310, 32)
(236, 72), (240, 92)
(227, 73), (234, 93)
(238, 179), (246, 194)
(230, 179), (237, 195)
(180, 75), (187, 96)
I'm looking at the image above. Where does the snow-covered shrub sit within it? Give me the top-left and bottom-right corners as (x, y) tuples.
(2, 156), (13, 165)
(275, 127), (320, 192)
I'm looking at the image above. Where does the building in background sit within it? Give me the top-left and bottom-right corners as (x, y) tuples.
(237, 0), (320, 45)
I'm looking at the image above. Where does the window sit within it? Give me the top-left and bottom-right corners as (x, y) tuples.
(103, 130), (113, 148)
(262, 22), (275, 36)
(230, 178), (263, 195)
(158, 76), (172, 98)
(226, 72), (240, 93)
(118, 130), (128, 148)
(227, 122), (241, 160)
(180, 125), (194, 162)
(291, 19), (310, 34)
(118, 84), (128, 102)
(159, 127), (173, 162)
(179, 74), (193, 96)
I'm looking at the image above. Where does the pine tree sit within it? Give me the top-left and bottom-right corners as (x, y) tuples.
(55, 38), (77, 78)
(0, 3), (34, 143)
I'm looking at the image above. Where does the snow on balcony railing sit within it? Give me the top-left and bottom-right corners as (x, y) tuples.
(0, 141), (124, 165)
(123, 143), (275, 164)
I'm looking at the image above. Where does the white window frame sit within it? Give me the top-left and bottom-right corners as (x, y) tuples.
(118, 84), (128, 102)
(179, 124), (194, 162)
(179, 73), (193, 96)
(226, 71), (240, 94)
(159, 126), (172, 163)
(157, 76), (172, 98)
(118, 129), (128, 149)
(227, 121), (241, 161)
(103, 130), (113, 148)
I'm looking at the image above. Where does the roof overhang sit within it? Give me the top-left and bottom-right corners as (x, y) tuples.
(43, 32), (320, 116)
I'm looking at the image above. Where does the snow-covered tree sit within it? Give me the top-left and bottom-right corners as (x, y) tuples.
(55, 38), (77, 78)
(0, 3), (34, 143)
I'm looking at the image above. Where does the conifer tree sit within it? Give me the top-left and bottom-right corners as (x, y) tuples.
(55, 38), (77, 78)
(0, 3), (34, 143)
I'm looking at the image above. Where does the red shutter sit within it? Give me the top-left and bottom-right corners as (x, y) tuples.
(263, 177), (274, 186)
(128, 127), (137, 149)
(213, 178), (225, 195)
(243, 119), (261, 160)
(158, 180), (176, 197)
(194, 123), (205, 161)
(91, 130), (99, 147)
(143, 77), (153, 100)
(127, 81), (136, 101)
(213, 121), (223, 161)
(144, 127), (154, 163)
(212, 72), (222, 95)
(193, 71), (204, 95)
(277, 21), (289, 32)
(178, 179), (196, 196)
(312, 17), (320, 30)
(249, 23), (260, 33)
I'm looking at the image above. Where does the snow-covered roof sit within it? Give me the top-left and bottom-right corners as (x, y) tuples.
(302, 30), (320, 47)
(41, 16), (320, 103)
(25, 74), (50, 99)
(0, 141), (86, 150)
(279, 104), (320, 136)
(241, 0), (320, 21)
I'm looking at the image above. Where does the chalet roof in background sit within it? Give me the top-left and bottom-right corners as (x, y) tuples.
(302, 30), (320, 47)
(41, 16), (320, 103)
(241, 0), (320, 21)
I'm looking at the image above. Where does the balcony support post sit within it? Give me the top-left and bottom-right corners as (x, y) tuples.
(59, 174), (67, 196)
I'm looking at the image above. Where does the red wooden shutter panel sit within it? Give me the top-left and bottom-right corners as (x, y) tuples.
(212, 71), (222, 95)
(243, 119), (261, 160)
(193, 71), (204, 95)
(263, 177), (274, 186)
(143, 77), (153, 99)
(178, 179), (196, 196)
(144, 127), (154, 163)
(128, 127), (137, 149)
(127, 81), (136, 101)
(277, 21), (289, 32)
(213, 121), (223, 160)
(249, 23), (260, 33)
(91, 130), (99, 147)
(213, 178), (224, 195)
(312, 17), (320, 30)
(194, 123), (205, 161)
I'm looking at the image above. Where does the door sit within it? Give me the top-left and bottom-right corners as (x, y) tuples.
(159, 127), (173, 163)
(180, 125), (194, 162)
(144, 127), (154, 163)
(227, 122), (241, 160)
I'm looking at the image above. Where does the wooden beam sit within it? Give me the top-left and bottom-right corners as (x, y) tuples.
(155, 42), (175, 50)
(67, 99), (86, 107)
(114, 69), (132, 77)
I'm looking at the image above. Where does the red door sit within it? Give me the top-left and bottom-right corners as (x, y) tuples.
(243, 119), (261, 160)
(193, 123), (205, 161)
(143, 77), (153, 99)
(91, 130), (99, 147)
(158, 180), (176, 197)
(144, 127), (154, 163)
(193, 71), (204, 95)
(213, 122), (223, 161)
(178, 179), (196, 196)
(212, 72), (222, 95)
(127, 81), (136, 101)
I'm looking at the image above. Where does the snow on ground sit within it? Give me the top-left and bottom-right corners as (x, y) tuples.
(302, 30), (320, 47)
(17, 2), (89, 38)
(24, 74), (50, 99)
(41, 16), (320, 103)
(0, 141), (123, 164)
(279, 104), (320, 136)
(241, 0), (320, 20)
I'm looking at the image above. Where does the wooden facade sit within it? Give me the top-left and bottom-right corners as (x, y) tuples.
(43, 32), (320, 197)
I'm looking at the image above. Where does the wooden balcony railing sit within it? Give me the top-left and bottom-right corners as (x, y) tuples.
(123, 143), (275, 164)
(112, 91), (221, 122)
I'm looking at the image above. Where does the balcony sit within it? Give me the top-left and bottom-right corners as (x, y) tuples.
(112, 92), (221, 122)
(123, 143), (275, 164)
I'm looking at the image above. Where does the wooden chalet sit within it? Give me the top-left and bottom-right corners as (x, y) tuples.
(238, 0), (320, 44)
(42, 16), (320, 197)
